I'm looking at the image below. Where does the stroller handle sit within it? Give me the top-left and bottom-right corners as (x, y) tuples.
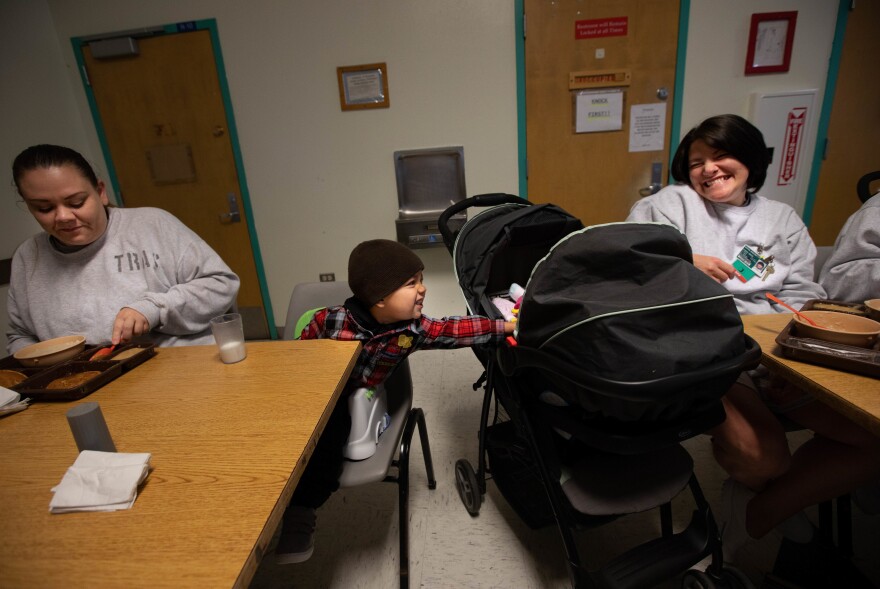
(438, 193), (526, 249)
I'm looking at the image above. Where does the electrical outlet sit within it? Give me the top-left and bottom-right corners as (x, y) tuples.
(319, 273), (335, 282)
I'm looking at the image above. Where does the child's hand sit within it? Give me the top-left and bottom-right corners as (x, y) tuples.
(503, 321), (516, 334)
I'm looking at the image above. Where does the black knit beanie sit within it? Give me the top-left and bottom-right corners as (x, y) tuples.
(348, 239), (425, 306)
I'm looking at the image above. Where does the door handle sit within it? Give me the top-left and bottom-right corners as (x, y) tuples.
(638, 183), (662, 197)
(219, 192), (242, 223)
(638, 162), (664, 197)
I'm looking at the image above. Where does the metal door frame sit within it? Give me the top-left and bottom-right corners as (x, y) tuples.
(802, 0), (849, 227)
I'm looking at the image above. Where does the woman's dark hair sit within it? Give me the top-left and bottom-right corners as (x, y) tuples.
(12, 144), (99, 195)
(670, 114), (772, 193)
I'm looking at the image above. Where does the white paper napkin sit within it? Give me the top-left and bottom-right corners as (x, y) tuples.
(49, 450), (152, 513)
(0, 386), (29, 417)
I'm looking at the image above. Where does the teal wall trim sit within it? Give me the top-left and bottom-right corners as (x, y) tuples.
(515, 0), (528, 199)
(71, 19), (277, 338)
(802, 0), (849, 227)
(70, 36), (124, 204)
(202, 20), (278, 338)
(670, 0), (689, 174)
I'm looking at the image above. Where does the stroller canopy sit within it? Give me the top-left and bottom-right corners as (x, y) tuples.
(452, 202), (583, 318)
(514, 222), (749, 421)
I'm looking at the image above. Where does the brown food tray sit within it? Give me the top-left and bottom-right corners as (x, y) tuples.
(1, 343), (156, 402)
(774, 300), (880, 379)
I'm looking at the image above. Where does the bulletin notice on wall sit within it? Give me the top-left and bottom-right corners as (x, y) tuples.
(574, 89), (623, 133)
(628, 103), (666, 152)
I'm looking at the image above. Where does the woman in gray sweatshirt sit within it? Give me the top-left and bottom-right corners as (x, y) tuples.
(7, 144), (240, 354)
(628, 115), (880, 563)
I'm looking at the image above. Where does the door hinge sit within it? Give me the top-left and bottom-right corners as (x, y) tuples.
(822, 137), (829, 161)
(80, 64), (90, 86)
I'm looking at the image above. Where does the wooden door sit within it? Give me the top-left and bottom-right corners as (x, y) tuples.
(524, 0), (680, 225)
(808, 0), (880, 245)
(78, 28), (272, 339)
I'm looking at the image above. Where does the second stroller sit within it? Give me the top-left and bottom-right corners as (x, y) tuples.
(440, 194), (761, 588)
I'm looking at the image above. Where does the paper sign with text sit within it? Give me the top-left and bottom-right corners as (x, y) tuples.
(575, 89), (623, 133)
(575, 17), (628, 40)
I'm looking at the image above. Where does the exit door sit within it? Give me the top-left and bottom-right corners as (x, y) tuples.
(524, 0), (681, 224)
(73, 21), (274, 339)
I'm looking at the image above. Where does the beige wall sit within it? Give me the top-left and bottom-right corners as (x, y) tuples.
(0, 0), (841, 340)
(681, 0), (837, 137)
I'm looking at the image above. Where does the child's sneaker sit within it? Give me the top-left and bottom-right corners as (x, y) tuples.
(275, 506), (317, 564)
(853, 480), (880, 515)
(776, 510), (814, 544)
(720, 478), (756, 562)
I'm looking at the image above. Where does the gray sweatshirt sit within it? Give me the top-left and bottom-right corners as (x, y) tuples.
(7, 207), (240, 353)
(819, 193), (880, 302)
(626, 184), (825, 315)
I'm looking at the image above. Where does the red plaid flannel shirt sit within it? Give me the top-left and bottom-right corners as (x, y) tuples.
(300, 304), (506, 389)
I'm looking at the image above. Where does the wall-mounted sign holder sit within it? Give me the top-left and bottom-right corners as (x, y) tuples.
(569, 69), (631, 90)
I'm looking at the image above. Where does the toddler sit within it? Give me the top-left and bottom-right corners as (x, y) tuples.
(276, 239), (514, 563)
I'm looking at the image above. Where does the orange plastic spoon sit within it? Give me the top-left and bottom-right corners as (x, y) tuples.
(89, 344), (116, 361)
(764, 293), (823, 327)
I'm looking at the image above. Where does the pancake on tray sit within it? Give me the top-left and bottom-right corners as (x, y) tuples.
(111, 348), (142, 361)
(47, 371), (101, 390)
(0, 369), (27, 388)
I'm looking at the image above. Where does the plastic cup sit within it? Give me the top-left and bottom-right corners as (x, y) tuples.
(210, 313), (247, 364)
(67, 402), (117, 452)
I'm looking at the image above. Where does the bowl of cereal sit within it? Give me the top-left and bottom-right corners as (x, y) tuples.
(865, 299), (880, 322)
(13, 335), (87, 367)
(792, 311), (880, 348)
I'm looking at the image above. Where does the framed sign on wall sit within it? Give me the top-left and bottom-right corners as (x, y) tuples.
(745, 12), (797, 75)
(337, 63), (389, 111)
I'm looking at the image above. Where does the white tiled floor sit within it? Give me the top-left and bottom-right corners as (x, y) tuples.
(250, 348), (880, 589)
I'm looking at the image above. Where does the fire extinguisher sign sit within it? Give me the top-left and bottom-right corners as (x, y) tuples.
(778, 107), (807, 186)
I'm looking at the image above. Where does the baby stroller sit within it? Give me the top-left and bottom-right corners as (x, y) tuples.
(438, 194), (762, 589)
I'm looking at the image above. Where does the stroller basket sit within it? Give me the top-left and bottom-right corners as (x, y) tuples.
(485, 419), (555, 529)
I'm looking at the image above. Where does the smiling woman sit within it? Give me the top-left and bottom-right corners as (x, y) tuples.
(686, 140), (751, 206)
(7, 144), (241, 354)
(624, 116), (880, 566)
(626, 114), (824, 315)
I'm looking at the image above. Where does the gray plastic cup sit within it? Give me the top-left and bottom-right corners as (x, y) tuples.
(67, 402), (117, 452)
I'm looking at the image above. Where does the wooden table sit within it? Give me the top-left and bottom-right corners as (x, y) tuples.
(0, 339), (359, 588)
(742, 314), (880, 437)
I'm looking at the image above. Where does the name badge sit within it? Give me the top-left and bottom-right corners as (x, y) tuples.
(733, 245), (768, 282)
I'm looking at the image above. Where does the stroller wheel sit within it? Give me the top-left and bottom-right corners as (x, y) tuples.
(717, 565), (755, 589)
(681, 565), (755, 589)
(454, 458), (482, 516)
(681, 569), (717, 589)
